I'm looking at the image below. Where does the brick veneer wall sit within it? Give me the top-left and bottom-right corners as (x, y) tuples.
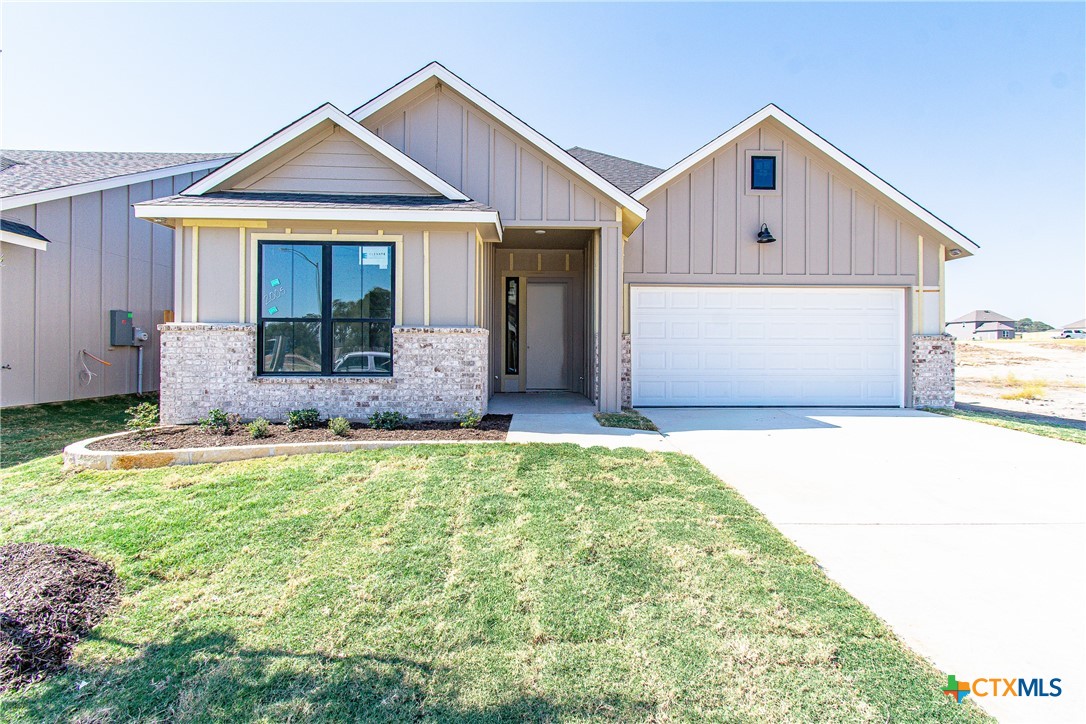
(620, 333), (631, 408)
(158, 323), (488, 424)
(912, 334), (955, 408)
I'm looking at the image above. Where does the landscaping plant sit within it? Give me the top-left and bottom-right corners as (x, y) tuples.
(368, 410), (407, 430)
(124, 402), (159, 437)
(198, 408), (238, 435)
(247, 418), (271, 439)
(454, 409), (482, 429)
(328, 416), (351, 437)
(286, 409), (321, 431)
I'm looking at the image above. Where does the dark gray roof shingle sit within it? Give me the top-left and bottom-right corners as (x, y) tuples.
(0, 217), (49, 242)
(567, 147), (663, 195)
(947, 310), (1016, 324)
(0, 150), (233, 199)
(139, 191), (496, 212)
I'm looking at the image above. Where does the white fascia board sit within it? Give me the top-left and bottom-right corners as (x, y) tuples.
(0, 229), (49, 250)
(0, 158), (230, 210)
(350, 63), (648, 220)
(133, 202), (503, 239)
(184, 103), (468, 201)
(635, 104), (979, 252)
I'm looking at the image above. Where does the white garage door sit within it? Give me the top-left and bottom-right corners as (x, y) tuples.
(631, 287), (904, 407)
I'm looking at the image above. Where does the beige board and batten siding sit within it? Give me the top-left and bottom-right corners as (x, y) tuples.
(178, 223), (479, 328)
(0, 169), (211, 407)
(625, 119), (948, 334)
(231, 126), (437, 196)
(361, 84), (622, 227)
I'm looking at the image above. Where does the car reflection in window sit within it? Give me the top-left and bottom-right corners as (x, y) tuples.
(333, 351), (392, 374)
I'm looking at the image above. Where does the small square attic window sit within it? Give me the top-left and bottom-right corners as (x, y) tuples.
(751, 156), (777, 190)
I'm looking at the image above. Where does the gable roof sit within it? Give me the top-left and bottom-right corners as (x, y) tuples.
(633, 104), (979, 254)
(350, 62), (648, 223)
(0, 150), (231, 207)
(1061, 319), (1085, 330)
(0, 217), (50, 250)
(184, 103), (468, 201)
(947, 310), (1016, 324)
(974, 321), (1015, 333)
(566, 147), (663, 195)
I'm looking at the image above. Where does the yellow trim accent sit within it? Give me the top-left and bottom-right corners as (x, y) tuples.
(191, 226), (200, 323)
(238, 227), (247, 322)
(249, 231), (258, 323)
(182, 219), (267, 228)
(423, 231), (431, 326)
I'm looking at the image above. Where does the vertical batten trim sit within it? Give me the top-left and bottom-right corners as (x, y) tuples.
(191, 226), (199, 323)
(394, 238), (404, 326)
(916, 235), (925, 334)
(238, 227), (246, 322)
(938, 243), (946, 331)
(803, 156), (810, 275)
(423, 231), (431, 326)
(249, 231), (258, 323)
(173, 224), (183, 318)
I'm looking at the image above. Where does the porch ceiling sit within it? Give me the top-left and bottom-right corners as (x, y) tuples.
(500, 228), (593, 250)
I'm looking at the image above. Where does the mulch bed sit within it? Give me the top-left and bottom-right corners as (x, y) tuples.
(0, 543), (121, 692)
(86, 415), (512, 451)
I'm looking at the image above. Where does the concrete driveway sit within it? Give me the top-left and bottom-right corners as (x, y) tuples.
(645, 408), (1086, 723)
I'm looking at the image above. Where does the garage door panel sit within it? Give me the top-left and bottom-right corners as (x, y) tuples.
(631, 287), (904, 407)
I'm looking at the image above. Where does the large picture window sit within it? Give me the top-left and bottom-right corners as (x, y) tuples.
(258, 241), (394, 376)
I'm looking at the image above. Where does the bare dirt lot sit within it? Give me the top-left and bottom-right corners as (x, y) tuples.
(955, 334), (1086, 424)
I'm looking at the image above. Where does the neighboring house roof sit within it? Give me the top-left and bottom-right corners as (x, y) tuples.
(135, 191), (503, 240)
(633, 104), (979, 255)
(184, 104), (467, 201)
(349, 62), (648, 224)
(0, 150), (232, 206)
(1062, 319), (1086, 330)
(566, 147), (663, 195)
(973, 322), (1015, 333)
(0, 217), (50, 250)
(947, 310), (1016, 324)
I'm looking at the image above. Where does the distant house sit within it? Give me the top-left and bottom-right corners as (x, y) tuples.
(945, 310), (1016, 340)
(1059, 319), (1086, 338)
(1, 150), (231, 407)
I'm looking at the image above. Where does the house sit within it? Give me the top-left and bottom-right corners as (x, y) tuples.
(1059, 319), (1085, 338)
(945, 310), (1016, 340)
(132, 62), (977, 423)
(0, 151), (231, 406)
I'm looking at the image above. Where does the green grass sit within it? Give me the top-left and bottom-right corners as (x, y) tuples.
(0, 393), (153, 468)
(925, 407), (1085, 444)
(0, 446), (988, 722)
(594, 408), (658, 431)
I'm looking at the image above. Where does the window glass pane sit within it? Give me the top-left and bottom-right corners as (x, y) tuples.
(505, 278), (519, 375)
(362, 246), (393, 319)
(751, 156), (776, 190)
(262, 244), (322, 318)
(262, 321), (322, 373)
(331, 245), (362, 318)
(332, 321), (392, 374)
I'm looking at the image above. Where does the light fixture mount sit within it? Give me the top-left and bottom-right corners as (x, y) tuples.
(756, 223), (776, 244)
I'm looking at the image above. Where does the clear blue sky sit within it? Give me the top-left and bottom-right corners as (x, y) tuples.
(3, 2), (1083, 325)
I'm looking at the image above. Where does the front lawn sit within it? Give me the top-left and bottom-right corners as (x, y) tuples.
(0, 393), (153, 467)
(0, 446), (988, 722)
(925, 406), (1085, 444)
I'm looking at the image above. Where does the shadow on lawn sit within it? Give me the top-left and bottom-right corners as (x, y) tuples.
(11, 629), (654, 722)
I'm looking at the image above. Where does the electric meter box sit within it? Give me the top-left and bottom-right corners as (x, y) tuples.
(110, 310), (136, 346)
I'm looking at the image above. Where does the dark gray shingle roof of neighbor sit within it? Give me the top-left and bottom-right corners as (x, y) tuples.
(947, 309), (1016, 324)
(0, 150), (233, 198)
(140, 191), (496, 212)
(566, 147), (663, 195)
(973, 321), (1015, 333)
(0, 217), (49, 242)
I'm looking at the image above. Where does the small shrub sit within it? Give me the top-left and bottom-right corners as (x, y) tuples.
(247, 418), (271, 439)
(199, 408), (238, 435)
(369, 410), (407, 430)
(1002, 383), (1047, 401)
(286, 408), (321, 431)
(328, 416), (351, 437)
(124, 402), (159, 436)
(454, 409), (483, 429)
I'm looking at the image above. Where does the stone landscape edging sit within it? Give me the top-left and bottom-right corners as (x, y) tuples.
(63, 429), (501, 470)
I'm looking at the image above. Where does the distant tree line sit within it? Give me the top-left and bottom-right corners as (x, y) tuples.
(1015, 318), (1053, 333)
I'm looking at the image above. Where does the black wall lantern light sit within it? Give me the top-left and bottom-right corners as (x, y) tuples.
(756, 223), (776, 244)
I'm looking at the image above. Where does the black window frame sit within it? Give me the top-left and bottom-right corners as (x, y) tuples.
(750, 155), (777, 191)
(257, 239), (396, 377)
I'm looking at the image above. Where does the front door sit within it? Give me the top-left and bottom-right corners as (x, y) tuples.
(525, 281), (568, 390)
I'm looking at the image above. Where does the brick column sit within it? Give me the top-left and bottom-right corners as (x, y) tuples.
(912, 334), (955, 408)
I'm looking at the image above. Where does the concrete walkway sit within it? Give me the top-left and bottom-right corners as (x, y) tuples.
(494, 393), (670, 450)
(644, 408), (1086, 723)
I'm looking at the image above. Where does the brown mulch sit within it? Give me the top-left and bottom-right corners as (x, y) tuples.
(0, 543), (121, 692)
(87, 415), (512, 451)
